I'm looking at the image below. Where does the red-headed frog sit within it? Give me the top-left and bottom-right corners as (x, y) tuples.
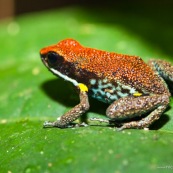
(40, 39), (173, 130)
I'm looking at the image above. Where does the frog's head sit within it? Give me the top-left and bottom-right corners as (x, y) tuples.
(40, 38), (81, 66)
(40, 39), (85, 86)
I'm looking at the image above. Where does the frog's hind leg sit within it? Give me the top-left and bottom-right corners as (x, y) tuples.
(106, 94), (169, 130)
(148, 59), (173, 82)
(117, 104), (167, 130)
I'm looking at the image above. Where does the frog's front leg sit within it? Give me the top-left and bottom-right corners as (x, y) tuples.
(106, 94), (169, 130)
(44, 84), (89, 128)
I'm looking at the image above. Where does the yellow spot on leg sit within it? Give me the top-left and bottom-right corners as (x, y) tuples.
(78, 83), (88, 92)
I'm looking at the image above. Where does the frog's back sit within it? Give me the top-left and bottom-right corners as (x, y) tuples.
(75, 48), (166, 96)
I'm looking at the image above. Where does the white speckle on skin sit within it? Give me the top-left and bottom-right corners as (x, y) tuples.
(122, 85), (136, 94)
(117, 91), (128, 98)
(103, 78), (108, 83)
(130, 88), (136, 94)
(98, 80), (102, 88)
(110, 95), (118, 100)
(57, 117), (61, 121)
(106, 92), (111, 97)
(90, 79), (96, 85)
(121, 84), (132, 90)
(116, 85), (121, 91)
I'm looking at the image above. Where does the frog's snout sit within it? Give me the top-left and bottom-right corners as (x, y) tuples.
(40, 53), (46, 61)
(40, 52), (45, 57)
(40, 53), (48, 67)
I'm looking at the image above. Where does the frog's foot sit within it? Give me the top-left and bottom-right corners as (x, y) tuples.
(43, 120), (73, 128)
(116, 105), (167, 130)
(43, 118), (68, 128)
(43, 121), (55, 128)
(75, 122), (89, 127)
(43, 120), (89, 128)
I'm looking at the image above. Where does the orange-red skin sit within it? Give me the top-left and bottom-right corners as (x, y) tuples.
(40, 39), (166, 94)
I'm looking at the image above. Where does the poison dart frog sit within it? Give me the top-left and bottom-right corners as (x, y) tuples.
(40, 39), (173, 130)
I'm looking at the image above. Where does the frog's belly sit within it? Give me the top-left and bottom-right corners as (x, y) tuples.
(88, 79), (137, 104)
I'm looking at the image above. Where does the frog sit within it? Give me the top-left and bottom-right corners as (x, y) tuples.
(40, 38), (173, 130)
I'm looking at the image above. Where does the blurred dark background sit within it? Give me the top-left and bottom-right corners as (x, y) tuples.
(0, 0), (173, 57)
(1, 0), (173, 19)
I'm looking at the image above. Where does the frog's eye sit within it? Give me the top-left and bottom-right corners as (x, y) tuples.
(47, 52), (64, 66)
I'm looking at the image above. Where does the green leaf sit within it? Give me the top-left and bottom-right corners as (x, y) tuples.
(0, 5), (173, 173)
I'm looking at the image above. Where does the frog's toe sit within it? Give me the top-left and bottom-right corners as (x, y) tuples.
(116, 122), (133, 131)
(43, 121), (54, 128)
(79, 122), (89, 127)
(116, 126), (125, 131)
